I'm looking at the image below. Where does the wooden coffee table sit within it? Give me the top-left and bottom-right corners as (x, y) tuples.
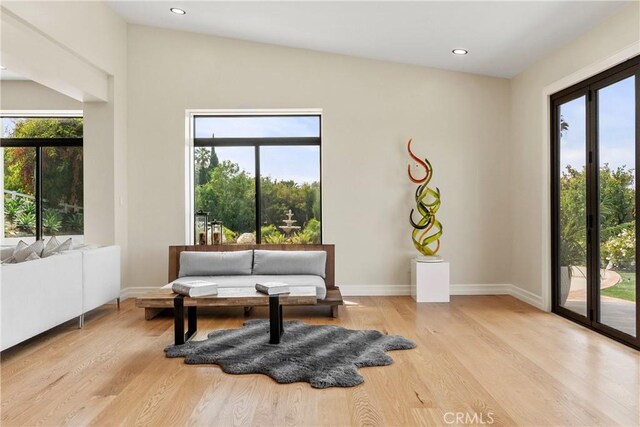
(137, 287), (317, 345)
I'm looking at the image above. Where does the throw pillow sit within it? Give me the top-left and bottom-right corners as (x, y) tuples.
(24, 251), (41, 261)
(12, 240), (28, 256)
(13, 240), (45, 263)
(55, 238), (73, 253)
(41, 236), (60, 258)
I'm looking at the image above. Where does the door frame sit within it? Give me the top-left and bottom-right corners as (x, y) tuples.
(550, 55), (640, 349)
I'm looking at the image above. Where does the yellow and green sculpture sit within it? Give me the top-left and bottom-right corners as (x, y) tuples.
(407, 138), (443, 257)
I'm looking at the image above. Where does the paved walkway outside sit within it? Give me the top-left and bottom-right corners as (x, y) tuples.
(566, 266), (621, 299)
(563, 267), (636, 337)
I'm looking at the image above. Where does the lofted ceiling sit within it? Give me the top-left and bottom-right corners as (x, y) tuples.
(106, 1), (630, 78)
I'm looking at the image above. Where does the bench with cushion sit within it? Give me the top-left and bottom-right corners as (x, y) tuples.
(136, 244), (343, 319)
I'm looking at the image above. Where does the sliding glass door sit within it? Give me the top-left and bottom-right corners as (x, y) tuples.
(596, 75), (637, 337)
(552, 56), (639, 349)
(556, 93), (588, 318)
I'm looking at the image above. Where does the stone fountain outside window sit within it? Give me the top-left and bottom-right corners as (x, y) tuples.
(279, 209), (301, 235)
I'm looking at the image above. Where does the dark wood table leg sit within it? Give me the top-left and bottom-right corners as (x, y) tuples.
(186, 306), (197, 342)
(174, 295), (185, 345)
(174, 295), (197, 345)
(269, 295), (282, 344)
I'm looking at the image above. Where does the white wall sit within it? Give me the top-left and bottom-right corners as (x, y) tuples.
(1, 1), (123, 76)
(126, 25), (512, 291)
(509, 2), (640, 306)
(1, 2), (129, 286)
(0, 80), (82, 110)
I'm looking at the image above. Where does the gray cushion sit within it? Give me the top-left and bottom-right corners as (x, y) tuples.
(13, 240), (44, 263)
(253, 250), (326, 278)
(55, 237), (73, 253)
(1, 246), (15, 260)
(24, 251), (41, 261)
(41, 236), (60, 258)
(42, 237), (73, 257)
(179, 250), (253, 277)
(165, 274), (327, 299)
(1, 256), (16, 264)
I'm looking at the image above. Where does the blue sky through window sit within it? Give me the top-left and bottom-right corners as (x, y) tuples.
(599, 76), (636, 174)
(196, 116), (320, 183)
(195, 116), (319, 138)
(1, 118), (16, 138)
(261, 146), (319, 184)
(560, 96), (586, 172)
(560, 76), (636, 174)
(213, 146), (320, 184)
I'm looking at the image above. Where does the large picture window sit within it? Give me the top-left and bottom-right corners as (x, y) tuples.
(1, 116), (84, 244)
(192, 113), (321, 244)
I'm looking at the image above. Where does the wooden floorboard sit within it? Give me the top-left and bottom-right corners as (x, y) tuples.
(1, 296), (638, 426)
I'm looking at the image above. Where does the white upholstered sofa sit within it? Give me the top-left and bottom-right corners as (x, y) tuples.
(1, 245), (121, 351)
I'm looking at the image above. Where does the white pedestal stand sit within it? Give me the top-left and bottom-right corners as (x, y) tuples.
(411, 258), (450, 302)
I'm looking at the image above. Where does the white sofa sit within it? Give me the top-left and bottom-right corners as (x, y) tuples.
(82, 246), (121, 314)
(1, 245), (121, 351)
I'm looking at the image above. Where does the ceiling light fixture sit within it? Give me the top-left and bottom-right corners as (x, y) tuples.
(0, 66), (6, 70)
(452, 49), (468, 56)
(170, 7), (186, 15)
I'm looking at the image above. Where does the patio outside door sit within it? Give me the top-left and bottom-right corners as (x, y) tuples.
(552, 56), (640, 349)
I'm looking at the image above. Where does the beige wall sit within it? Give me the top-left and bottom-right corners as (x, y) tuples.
(126, 25), (512, 291)
(5, 1), (636, 300)
(0, 80), (82, 110)
(508, 2), (640, 304)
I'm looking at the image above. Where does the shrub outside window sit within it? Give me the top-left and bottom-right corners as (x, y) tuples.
(1, 116), (83, 245)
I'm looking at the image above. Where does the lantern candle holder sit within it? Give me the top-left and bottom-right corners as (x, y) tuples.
(211, 219), (223, 245)
(194, 210), (209, 245)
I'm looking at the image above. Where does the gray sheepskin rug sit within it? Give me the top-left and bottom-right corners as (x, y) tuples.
(165, 319), (416, 388)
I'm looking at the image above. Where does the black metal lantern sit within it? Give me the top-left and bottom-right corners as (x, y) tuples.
(195, 210), (209, 245)
(211, 219), (223, 245)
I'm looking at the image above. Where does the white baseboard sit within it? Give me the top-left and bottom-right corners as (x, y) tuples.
(450, 284), (511, 295)
(340, 283), (513, 296)
(120, 283), (545, 311)
(508, 285), (545, 310)
(120, 287), (159, 300)
(340, 283), (545, 310)
(340, 284), (411, 296)
(451, 284), (544, 310)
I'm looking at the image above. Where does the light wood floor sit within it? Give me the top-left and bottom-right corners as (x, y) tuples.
(1, 296), (638, 427)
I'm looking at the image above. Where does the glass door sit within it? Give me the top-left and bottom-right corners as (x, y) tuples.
(595, 73), (637, 339)
(552, 56), (639, 349)
(556, 93), (589, 320)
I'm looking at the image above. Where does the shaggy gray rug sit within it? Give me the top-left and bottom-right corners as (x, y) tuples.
(165, 319), (415, 388)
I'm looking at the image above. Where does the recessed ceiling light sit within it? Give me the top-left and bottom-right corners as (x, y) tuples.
(170, 7), (186, 15)
(0, 66), (6, 70)
(452, 49), (468, 56)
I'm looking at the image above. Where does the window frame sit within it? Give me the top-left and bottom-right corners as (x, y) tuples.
(187, 110), (323, 244)
(1, 111), (84, 241)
